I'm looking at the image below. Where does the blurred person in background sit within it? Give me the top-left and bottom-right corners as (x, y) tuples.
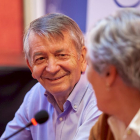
(1, 13), (101, 140)
(86, 8), (140, 140)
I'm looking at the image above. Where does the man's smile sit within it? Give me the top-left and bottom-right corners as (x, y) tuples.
(42, 74), (68, 81)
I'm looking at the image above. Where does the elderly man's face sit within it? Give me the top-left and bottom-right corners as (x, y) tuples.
(27, 31), (86, 96)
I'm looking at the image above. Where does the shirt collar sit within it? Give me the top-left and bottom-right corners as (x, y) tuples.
(108, 115), (126, 140)
(129, 109), (140, 136)
(67, 73), (89, 111)
(108, 109), (140, 139)
(44, 73), (89, 112)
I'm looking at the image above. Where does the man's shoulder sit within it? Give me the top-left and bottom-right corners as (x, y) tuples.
(27, 82), (45, 94)
(22, 82), (52, 116)
(24, 82), (46, 104)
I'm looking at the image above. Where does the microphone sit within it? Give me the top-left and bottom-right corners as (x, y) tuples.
(3, 110), (49, 140)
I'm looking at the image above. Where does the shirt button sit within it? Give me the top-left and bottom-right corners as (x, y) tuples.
(59, 117), (63, 121)
(127, 129), (131, 135)
(74, 105), (77, 109)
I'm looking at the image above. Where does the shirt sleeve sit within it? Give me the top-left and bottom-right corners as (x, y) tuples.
(0, 91), (33, 140)
(73, 103), (102, 140)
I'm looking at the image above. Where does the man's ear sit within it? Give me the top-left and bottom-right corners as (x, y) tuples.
(26, 59), (33, 73)
(26, 59), (36, 79)
(80, 46), (87, 73)
(105, 65), (117, 87)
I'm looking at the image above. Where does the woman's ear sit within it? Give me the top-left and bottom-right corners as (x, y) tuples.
(105, 65), (117, 87)
(80, 46), (87, 73)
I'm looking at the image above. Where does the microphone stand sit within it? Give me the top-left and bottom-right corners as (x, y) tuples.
(3, 122), (32, 140)
(2, 110), (49, 140)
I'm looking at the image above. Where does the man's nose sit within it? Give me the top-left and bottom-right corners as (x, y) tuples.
(45, 58), (60, 74)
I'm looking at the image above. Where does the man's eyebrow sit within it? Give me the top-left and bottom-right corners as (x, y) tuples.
(33, 52), (44, 59)
(55, 49), (65, 53)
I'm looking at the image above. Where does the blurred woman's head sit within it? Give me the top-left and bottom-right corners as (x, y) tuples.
(86, 8), (140, 112)
(87, 8), (140, 91)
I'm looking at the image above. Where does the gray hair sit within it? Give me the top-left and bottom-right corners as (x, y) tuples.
(87, 8), (140, 90)
(23, 13), (84, 64)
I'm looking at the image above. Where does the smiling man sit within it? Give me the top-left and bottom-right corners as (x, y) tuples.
(1, 13), (101, 140)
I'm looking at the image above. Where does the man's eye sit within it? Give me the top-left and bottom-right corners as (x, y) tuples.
(39, 57), (45, 60)
(56, 54), (70, 60)
(59, 54), (66, 57)
(57, 54), (68, 58)
(37, 57), (44, 61)
(35, 57), (45, 64)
